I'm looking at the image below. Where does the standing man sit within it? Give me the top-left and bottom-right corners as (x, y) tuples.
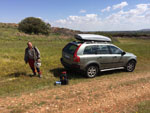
(24, 42), (42, 78)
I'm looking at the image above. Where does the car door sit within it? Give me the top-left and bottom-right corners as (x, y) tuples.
(96, 45), (114, 69)
(108, 45), (124, 67)
(82, 45), (99, 67)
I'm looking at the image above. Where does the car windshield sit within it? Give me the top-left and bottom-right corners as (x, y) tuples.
(63, 43), (78, 55)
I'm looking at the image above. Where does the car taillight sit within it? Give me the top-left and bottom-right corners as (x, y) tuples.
(73, 55), (80, 62)
(73, 44), (81, 63)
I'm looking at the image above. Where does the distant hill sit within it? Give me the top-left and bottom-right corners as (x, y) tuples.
(51, 27), (82, 36)
(0, 23), (18, 28)
(139, 29), (150, 31)
(0, 22), (150, 38)
(0, 23), (81, 36)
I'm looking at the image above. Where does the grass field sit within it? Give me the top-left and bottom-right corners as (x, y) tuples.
(0, 27), (150, 112)
(0, 27), (150, 97)
(133, 100), (150, 113)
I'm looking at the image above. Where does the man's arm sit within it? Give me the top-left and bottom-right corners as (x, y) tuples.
(24, 48), (28, 63)
(34, 47), (40, 59)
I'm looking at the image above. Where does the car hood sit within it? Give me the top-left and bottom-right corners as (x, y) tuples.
(125, 52), (137, 57)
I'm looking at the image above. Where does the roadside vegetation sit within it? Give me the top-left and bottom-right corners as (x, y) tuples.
(18, 17), (51, 35)
(133, 100), (150, 113)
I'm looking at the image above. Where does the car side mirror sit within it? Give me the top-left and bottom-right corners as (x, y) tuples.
(121, 51), (126, 56)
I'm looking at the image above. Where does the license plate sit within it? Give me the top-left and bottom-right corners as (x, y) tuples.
(65, 54), (70, 59)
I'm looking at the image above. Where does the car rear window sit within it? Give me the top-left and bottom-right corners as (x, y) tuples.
(63, 43), (78, 55)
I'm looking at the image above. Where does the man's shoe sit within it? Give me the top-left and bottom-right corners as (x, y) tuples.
(38, 74), (42, 78)
(34, 72), (37, 76)
(30, 73), (36, 77)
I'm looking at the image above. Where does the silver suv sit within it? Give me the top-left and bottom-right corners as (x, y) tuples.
(61, 34), (137, 78)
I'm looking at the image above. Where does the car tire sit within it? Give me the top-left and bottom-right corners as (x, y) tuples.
(126, 60), (136, 72)
(86, 65), (99, 78)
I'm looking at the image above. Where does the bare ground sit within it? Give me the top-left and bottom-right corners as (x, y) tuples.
(0, 71), (150, 113)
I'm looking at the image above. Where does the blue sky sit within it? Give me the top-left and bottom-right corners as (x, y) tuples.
(0, 0), (150, 31)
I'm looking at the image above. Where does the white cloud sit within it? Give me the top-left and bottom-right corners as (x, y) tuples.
(112, 3), (150, 18)
(86, 14), (98, 18)
(101, 6), (111, 12)
(38, 17), (42, 19)
(52, 14), (101, 31)
(131, 4), (150, 15)
(105, 3), (150, 30)
(52, 3), (150, 31)
(113, 1), (128, 10)
(79, 9), (86, 13)
(56, 19), (67, 24)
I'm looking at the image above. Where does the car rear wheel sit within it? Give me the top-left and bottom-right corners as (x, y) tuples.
(86, 65), (98, 78)
(126, 60), (136, 72)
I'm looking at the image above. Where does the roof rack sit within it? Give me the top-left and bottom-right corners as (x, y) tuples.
(83, 41), (110, 44)
(72, 40), (111, 44)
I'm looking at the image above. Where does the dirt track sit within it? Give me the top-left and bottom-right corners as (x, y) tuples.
(0, 72), (150, 113)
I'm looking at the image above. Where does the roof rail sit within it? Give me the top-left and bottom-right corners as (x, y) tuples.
(72, 41), (111, 45)
(83, 41), (111, 44)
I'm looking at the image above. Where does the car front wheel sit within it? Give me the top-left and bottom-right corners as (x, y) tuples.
(126, 60), (136, 72)
(86, 65), (98, 78)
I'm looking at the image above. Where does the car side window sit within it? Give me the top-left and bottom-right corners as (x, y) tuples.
(83, 45), (98, 54)
(97, 45), (110, 54)
(109, 45), (122, 54)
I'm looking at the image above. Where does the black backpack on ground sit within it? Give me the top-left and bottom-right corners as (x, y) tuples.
(60, 71), (68, 85)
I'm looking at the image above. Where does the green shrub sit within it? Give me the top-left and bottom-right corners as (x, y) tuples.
(18, 17), (51, 35)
